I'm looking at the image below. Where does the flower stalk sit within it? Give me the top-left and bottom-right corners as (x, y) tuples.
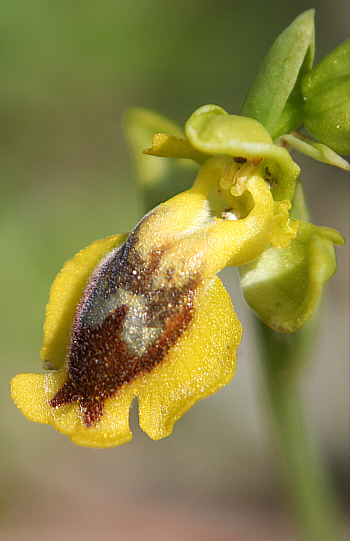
(258, 321), (343, 541)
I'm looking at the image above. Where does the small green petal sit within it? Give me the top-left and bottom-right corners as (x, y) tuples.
(143, 132), (206, 163)
(185, 104), (300, 201)
(241, 10), (315, 138)
(239, 183), (344, 332)
(301, 39), (350, 155)
(276, 132), (350, 171)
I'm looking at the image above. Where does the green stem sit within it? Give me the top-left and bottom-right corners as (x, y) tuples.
(258, 320), (342, 541)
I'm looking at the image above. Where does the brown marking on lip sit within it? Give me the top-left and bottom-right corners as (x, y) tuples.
(251, 157), (263, 167)
(264, 166), (277, 189)
(49, 227), (200, 427)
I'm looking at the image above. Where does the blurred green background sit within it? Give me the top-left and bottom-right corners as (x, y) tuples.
(1, 1), (349, 539)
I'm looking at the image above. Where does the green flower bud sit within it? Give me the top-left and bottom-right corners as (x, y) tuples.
(301, 39), (350, 155)
(238, 182), (344, 333)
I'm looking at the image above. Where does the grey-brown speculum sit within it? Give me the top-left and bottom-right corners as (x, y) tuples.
(49, 221), (200, 427)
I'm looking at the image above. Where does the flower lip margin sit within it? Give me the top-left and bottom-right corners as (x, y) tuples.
(11, 272), (242, 448)
(11, 162), (255, 447)
(48, 224), (202, 428)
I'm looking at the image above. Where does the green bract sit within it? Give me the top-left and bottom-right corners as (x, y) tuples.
(241, 9), (315, 139)
(301, 39), (350, 155)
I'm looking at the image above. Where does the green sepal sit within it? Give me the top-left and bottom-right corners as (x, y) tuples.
(241, 10), (315, 139)
(239, 182), (344, 333)
(301, 39), (350, 155)
(124, 107), (198, 210)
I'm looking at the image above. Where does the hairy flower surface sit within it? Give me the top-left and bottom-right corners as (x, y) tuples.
(11, 103), (344, 448)
(12, 153), (285, 447)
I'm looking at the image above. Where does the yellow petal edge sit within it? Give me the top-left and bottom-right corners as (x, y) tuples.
(41, 234), (128, 370)
(11, 276), (241, 448)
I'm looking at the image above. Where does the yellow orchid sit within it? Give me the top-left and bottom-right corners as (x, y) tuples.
(8, 12), (349, 539)
(11, 126), (297, 449)
(11, 104), (343, 448)
(136, 104), (345, 333)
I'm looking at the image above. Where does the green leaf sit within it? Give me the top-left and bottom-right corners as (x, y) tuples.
(241, 10), (315, 139)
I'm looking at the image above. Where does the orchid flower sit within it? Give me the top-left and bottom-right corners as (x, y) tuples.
(11, 12), (346, 451)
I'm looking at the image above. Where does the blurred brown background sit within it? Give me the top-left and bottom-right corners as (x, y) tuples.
(0, 0), (349, 539)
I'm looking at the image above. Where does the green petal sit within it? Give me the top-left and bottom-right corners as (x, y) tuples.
(124, 107), (199, 210)
(185, 104), (300, 201)
(239, 183), (344, 332)
(143, 132), (206, 163)
(276, 133), (350, 171)
(241, 10), (315, 138)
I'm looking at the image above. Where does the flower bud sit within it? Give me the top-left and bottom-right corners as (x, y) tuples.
(239, 182), (344, 333)
(301, 39), (350, 155)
